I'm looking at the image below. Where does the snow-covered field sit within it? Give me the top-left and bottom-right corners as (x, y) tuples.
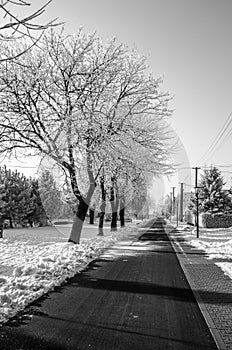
(177, 225), (232, 282)
(0, 222), (141, 325)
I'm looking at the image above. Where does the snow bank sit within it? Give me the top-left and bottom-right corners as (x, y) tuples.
(189, 236), (232, 260)
(0, 226), (136, 325)
(185, 228), (232, 282)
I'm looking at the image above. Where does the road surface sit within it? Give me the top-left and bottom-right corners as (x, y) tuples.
(0, 218), (218, 349)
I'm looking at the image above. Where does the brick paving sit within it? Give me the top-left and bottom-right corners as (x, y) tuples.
(169, 228), (232, 350)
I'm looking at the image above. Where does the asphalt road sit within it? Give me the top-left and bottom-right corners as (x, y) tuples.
(0, 218), (218, 349)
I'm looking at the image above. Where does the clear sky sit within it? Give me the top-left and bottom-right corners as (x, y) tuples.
(4, 0), (232, 192)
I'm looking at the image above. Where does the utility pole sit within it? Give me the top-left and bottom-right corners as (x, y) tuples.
(172, 187), (176, 217)
(179, 182), (184, 222)
(169, 192), (172, 218)
(176, 197), (179, 227)
(192, 167), (200, 238)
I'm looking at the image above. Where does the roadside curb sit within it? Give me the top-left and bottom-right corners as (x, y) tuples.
(168, 229), (227, 350)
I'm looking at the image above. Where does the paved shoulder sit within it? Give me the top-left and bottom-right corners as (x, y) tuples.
(169, 226), (232, 350)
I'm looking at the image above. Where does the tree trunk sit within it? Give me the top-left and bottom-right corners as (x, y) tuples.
(110, 177), (119, 232)
(9, 217), (13, 228)
(110, 197), (119, 232)
(0, 221), (3, 238)
(98, 201), (106, 236)
(98, 211), (105, 236)
(119, 197), (125, 228)
(68, 199), (89, 244)
(98, 175), (106, 236)
(111, 210), (118, 231)
(67, 146), (96, 243)
(119, 206), (125, 228)
(89, 208), (95, 224)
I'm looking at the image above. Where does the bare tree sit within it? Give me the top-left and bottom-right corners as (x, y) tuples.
(0, 0), (59, 61)
(0, 29), (173, 243)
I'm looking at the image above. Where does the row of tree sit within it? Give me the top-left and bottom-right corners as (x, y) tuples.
(0, 164), (151, 233)
(6, 166), (230, 232)
(0, 28), (174, 243)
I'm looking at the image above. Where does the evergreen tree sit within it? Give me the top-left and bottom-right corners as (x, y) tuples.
(0, 166), (34, 227)
(28, 178), (48, 227)
(189, 167), (232, 214)
(0, 182), (7, 235)
(38, 170), (62, 222)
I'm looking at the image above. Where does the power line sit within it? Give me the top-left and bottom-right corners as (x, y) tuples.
(210, 127), (232, 160)
(221, 171), (232, 174)
(216, 164), (232, 168)
(175, 167), (192, 170)
(1, 165), (38, 169)
(169, 164), (232, 194)
(198, 111), (232, 164)
(199, 111), (232, 163)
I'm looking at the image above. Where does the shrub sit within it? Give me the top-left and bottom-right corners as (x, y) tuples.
(201, 213), (232, 228)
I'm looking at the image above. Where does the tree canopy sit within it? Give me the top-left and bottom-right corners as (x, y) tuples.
(0, 29), (174, 242)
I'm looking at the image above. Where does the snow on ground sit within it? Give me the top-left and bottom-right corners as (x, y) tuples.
(0, 223), (140, 325)
(177, 224), (232, 283)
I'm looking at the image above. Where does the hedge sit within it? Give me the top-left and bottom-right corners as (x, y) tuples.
(201, 213), (232, 228)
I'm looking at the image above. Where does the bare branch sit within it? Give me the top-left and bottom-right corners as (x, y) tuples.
(0, 0), (61, 61)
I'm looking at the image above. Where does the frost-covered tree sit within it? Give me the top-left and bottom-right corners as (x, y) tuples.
(0, 29), (173, 243)
(95, 161), (152, 234)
